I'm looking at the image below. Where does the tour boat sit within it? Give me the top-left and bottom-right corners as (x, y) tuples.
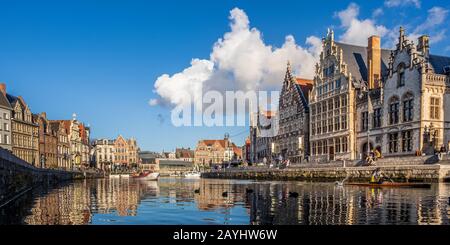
(131, 171), (160, 181)
(346, 182), (431, 188)
(184, 171), (201, 179)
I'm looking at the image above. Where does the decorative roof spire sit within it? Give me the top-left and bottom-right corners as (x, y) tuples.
(327, 28), (334, 42)
(285, 60), (294, 87)
(398, 26), (405, 50)
(286, 60), (292, 74)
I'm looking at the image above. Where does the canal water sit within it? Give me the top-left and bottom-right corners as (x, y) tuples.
(1, 177), (449, 225)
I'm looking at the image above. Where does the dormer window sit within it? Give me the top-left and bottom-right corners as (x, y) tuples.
(397, 63), (405, 87)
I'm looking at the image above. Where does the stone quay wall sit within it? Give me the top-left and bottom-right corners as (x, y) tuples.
(203, 164), (450, 183)
(0, 148), (102, 205)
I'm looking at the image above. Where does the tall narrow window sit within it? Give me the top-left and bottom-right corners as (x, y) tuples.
(403, 94), (414, 122)
(342, 137), (348, 153)
(401, 130), (412, 152)
(389, 133), (399, 153)
(335, 79), (341, 89)
(373, 108), (382, 128)
(335, 138), (341, 153)
(322, 120), (327, 134)
(430, 97), (440, 120)
(341, 115), (347, 130)
(361, 111), (369, 131)
(389, 97), (399, 125)
(397, 64), (405, 87)
(334, 116), (340, 131)
(328, 118), (333, 133)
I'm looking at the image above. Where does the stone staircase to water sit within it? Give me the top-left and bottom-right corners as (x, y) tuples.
(289, 155), (446, 169)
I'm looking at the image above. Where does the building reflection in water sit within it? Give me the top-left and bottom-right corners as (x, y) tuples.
(22, 178), (159, 225)
(0, 178), (449, 225)
(246, 182), (450, 225)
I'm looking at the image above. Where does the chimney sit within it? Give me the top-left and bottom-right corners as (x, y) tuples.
(0, 83), (6, 96)
(367, 36), (381, 89)
(417, 35), (429, 59)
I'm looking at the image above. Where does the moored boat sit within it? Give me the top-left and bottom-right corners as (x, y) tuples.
(184, 171), (201, 179)
(346, 182), (431, 188)
(130, 171), (160, 181)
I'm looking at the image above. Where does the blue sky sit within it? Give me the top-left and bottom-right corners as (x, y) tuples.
(1, 0), (449, 151)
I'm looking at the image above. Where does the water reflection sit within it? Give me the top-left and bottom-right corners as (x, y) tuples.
(1, 178), (449, 225)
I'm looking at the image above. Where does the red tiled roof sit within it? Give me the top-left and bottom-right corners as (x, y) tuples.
(198, 139), (229, 149)
(233, 145), (242, 157)
(296, 78), (313, 96)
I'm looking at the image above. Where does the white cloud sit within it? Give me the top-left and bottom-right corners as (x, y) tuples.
(336, 3), (389, 46)
(151, 8), (321, 108)
(385, 0), (421, 9)
(153, 59), (213, 107)
(414, 7), (448, 34)
(372, 8), (384, 18)
(149, 98), (159, 106)
(396, 7), (450, 46)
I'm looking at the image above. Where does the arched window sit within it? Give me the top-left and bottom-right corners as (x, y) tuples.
(402, 93), (414, 122)
(397, 63), (406, 87)
(389, 97), (399, 125)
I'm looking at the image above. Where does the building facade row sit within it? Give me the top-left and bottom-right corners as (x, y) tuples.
(248, 27), (450, 164)
(91, 135), (140, 171)
(0, 83), (92, 170)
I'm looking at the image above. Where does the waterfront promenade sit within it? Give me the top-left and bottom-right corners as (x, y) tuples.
(203, 156), (450, 183)
(0, 148), (103, 206)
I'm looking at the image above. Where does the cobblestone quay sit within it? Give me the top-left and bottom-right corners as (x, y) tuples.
(202, 163), (450, 183)
(0, 149), (102, 206)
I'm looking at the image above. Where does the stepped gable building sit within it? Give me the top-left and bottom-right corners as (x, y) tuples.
(367, 28), (450, 158)
(310, 28), (450, 162)
(5, 91), (39, 166)
(0, 83), (12, 151)
(127, 138), (139, 166)
(114, 135), (129, 166)
(49, 120), (71, 170)
(79, 124), (90, 166)
(56, 115), (84, 168)
(36, 112), (58, 168)
(274, 62), (313, 163)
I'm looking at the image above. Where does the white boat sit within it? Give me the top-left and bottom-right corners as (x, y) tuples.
(131, 171), (160, 181)
(184, 171), (201, 179)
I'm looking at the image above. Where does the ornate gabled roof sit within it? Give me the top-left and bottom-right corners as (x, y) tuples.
(335, 42), (391, 83)
(281, 62), (313, 112)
